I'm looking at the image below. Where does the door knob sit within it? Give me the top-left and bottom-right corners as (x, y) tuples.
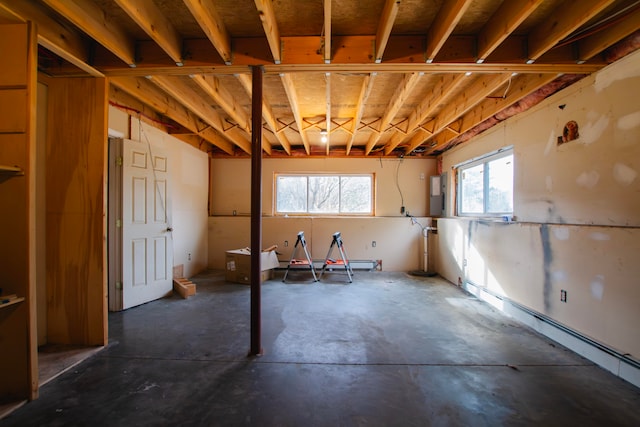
(166, 227), (173, 232)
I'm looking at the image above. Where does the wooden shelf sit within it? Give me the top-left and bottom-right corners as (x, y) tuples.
(0, 296), (24, 309)
(0, 165), (24, 176)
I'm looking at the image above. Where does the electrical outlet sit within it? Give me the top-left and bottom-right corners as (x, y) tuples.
(188, 253), (191, 261)
(463, 259), (467, 267)
(284, 240), (288, 247)
(372, 241), (376, 247)
(561, 289), (567, 302)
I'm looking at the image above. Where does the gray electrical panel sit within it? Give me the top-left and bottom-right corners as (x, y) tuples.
(429, 172), (447, 217)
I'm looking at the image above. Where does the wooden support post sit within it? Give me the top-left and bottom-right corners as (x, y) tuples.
(249, 65), (263, 357)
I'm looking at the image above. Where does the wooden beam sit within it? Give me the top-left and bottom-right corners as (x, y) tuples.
(183, 0), (232, 65)
(150, 75), (251, 154)
(237, 74), (291, 155)
(346, 73), (376, 155)
(324, 0), (331, 63)
(375, 0), (402, 63)
(110, 76), (235, 154)
(424, 73), (559, 154)
(191, 74), (251, 134)
(425, 0), (473, 62)
(365, 72), (421, 155)
(281, 73), (311, 154)
(527, 0), (616, 61)
(384, 73), (467, 154)
(254, 0), (282, 63)
(404, 73), (512, 154)
(42, 0), (136, 66)
(476, 0), (543, 61)
(578, 6), (640, 61)
(114, 0), (183, 65)
(0, 0), (103, 76)
(325, 72), (331, 155)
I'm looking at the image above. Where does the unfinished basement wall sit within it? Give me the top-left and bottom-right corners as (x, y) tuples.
(108, 106), (209, 278)
(208, 157), (436, 271)
(436, 50), (640, 372)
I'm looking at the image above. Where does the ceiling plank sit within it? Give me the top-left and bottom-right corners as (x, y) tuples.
(42, 0), (136, 66)
(384, 73), (467, 155)
(403, 73), (512, 154)
(365, 72), (422, 155)
(324, 0), (331, 63)
(578, 6), (640, 61)
(150, 75), (251, 154)
(281, 73), (311, 154)
(110, 76), (234, 154)
(346, 74), (376, 155)
(375, 0), (402, 63)
(254, 0), (282, 64)
(425, 0), (473, 62)
(527, 0), (616, 61)
(0, 0), (103, 77)
(114, 0), (183, 65)
(183, 0), (232, 65)
(237, 73), (287, 155)
(191, 74), (251, 134)
(476, 0), (543, 62)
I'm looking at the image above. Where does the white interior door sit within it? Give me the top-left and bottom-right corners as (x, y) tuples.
(122, 138), (173, 309)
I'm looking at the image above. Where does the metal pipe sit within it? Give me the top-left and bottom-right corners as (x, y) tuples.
(249, 65), (263, 356)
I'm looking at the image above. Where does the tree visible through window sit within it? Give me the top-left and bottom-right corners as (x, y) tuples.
(458, 149), (513, 216)
(276, 174), (373, 215)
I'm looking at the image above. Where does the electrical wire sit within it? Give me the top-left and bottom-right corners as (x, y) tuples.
(395, 158), (404, 209)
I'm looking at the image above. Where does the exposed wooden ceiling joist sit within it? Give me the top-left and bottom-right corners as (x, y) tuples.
(183, 0), (232, 65)
(110, 76), (235, 155)
(149, 75), (252, 154)
(527, 0), (616, 61)
(21, 0), (640, 158)
(42, 0), (136, 66)
(237, 74), (292, 155)
(0, 0), (103, 77)
(425, 0), (474, 63)
(365, 72), (422, 155)
(114, 0), (183, 65)
(376, 0), (402, 63)
(254, 0), (281, 64)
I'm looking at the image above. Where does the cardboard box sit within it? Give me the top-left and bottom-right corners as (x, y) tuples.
(225, 248), (280, 284)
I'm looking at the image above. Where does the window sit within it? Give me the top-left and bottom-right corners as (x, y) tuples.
(276, 174), (373, 215)
(457, 148), (513, 216)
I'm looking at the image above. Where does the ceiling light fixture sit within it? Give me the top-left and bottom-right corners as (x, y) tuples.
(320, 129), (328, 143)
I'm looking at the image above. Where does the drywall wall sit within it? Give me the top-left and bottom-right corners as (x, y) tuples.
(109, 108), (209, 279)
(437, 49), (640, 359)
(210, 157), (435, 217)
(208, 216), (432, 272)
(208, 156), (436, 271)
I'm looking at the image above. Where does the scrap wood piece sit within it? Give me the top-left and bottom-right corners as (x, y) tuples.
(173, 278), (196, 299)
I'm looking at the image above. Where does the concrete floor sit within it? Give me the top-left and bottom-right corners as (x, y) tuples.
(2, 270), (639, 426)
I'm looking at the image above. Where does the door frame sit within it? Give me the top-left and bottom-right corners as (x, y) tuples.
(107, 136), (124, 311)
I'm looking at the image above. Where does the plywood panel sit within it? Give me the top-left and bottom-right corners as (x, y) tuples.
(0, 89), (28, 133)
(0, 22), (38, 402)
(0, 24), (28, 87)
(46, 77), (108, 346)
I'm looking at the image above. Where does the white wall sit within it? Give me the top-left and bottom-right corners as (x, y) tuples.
(109, 107), (209, 278)
(209, 157), (437, 271)
(437, 50), (640, 360)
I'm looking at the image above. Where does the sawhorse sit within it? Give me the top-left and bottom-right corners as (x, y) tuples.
(320, 232), (353, 283)
(283, 231), (318, 282)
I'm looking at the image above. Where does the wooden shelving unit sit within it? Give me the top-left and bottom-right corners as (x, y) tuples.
(0, 296), (25, 309)
(0, 165), (24, 176)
